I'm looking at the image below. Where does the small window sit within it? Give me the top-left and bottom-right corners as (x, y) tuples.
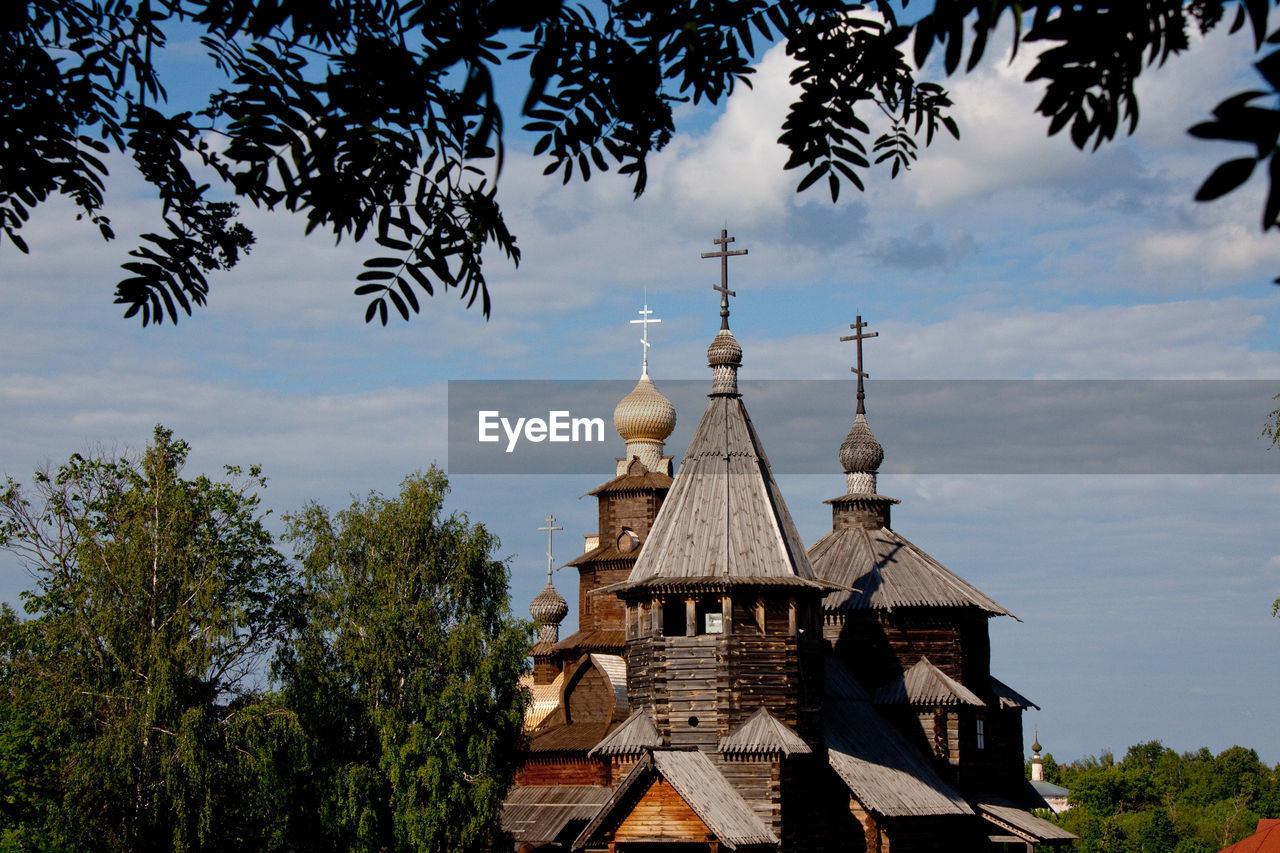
(695, 597), (722, 635)
(976, 717), (986, 750)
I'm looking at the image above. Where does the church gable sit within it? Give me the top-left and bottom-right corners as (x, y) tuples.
(613, 777), (713, 843)
(575, 750), (778, 851)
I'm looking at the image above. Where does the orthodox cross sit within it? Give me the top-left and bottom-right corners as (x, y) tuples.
(538, 514), (563, 583)
(701, 229), (747, 329)
(840, 315), (878, 414)
(630, 300), (661, 377)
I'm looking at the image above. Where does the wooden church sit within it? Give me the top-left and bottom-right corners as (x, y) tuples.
(502, 232), (1075, 853)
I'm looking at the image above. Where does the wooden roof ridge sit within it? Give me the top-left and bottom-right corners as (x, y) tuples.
(588, 708), (663, 756)
(718, 705), (812, 757)
(573, 750), (778, 850)
(621, 394), (822, 591)
(989, 675), (1040, 710)
(873, 656), (985, 708)
(808, 524), (1015, 617)
(823, 656), (974, 819)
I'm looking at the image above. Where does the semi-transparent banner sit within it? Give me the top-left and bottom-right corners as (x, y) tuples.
(446, 380), (1280, 475)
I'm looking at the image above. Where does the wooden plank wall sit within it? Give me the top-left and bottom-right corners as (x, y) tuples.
(714, 755), (779, 837)
(568, 666), (612, 723)
(825, 610), (992, 692)
(515, 756), (611, 786)
(612, 778), (713, 843)
(663, 635), (722, 751)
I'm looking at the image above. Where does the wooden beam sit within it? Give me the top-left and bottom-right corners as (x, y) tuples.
(721, 595), (733, 636)
(686, 597), (697, 637)
(788, 599), (797, 635)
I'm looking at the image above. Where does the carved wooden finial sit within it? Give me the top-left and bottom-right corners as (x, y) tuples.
(537, 514), (563, 583)
(701, 229), (747, 330)
(840, 315), (879, 414)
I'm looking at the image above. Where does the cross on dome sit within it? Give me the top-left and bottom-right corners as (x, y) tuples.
(630, 300), (662, 377)
(840, 315), (879, 415)
(538, 514), (563, 583)
(701, 228), (747, 329)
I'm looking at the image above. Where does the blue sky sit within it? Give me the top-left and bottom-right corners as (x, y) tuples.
(2, 20), (1279, 765)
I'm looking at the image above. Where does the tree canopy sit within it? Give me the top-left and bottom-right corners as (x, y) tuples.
(0, 426), (301, 851)
(0, 432), (530, 852)
(7, 1), (1279, 325)
(276, 469), (530, 853)
(1037, 740), (1280, 853)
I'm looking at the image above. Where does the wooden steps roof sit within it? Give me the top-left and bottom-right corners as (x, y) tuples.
(976, 797), (1078, 843)
(718, 705), (812, 757)
(622, 394), (825, 592)
(873, 656), (985, 707)
(823, 656), (974, 818)
(573, 750), (778, 850)
(990, 675), (1039, 710)
(808, 524), (1014, 616)
(502, 784), (612, 846)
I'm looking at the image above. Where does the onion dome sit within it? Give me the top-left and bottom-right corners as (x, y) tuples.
(530, 581), (568, 644)
(1032, 736), (1042, 755)
(613, 374), (676, 475)
(840, 412), (884, 475)
(707, 329), (742, 396)
(614, 375), (677, 443)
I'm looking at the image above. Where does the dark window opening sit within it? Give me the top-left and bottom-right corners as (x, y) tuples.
(662, 598), (687, 636)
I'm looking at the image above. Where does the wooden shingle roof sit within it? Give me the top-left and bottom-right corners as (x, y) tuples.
(823, 656), (974, 818)
(551, 629), (625, 652)
(873, 656), (985, 707)
(719, 705), (812, 757)
(502, 785), (611, 846)
(586, 468), (673, 496)
(808, 525), (1013, 615)
(589, 708), (663, 756)
(622, 394), (825, 591)
(573, 750), (778, 850)
(519, 671), (565, 731)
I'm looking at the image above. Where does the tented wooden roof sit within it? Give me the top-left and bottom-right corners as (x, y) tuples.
(823, 656), (974, 818)
(808, 525), (1013, 616)
(622, 394), (825, 592)
(589, 708), (663, 756)
(873, 656), (985, 707)
(719, 705), (812, 757)
(573, 750), (778, 850)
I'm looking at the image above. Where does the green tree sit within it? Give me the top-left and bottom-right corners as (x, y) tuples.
(7, 1), (1279, 326)
(0, 426), (303, 851)
(276, 469), (529, 853)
